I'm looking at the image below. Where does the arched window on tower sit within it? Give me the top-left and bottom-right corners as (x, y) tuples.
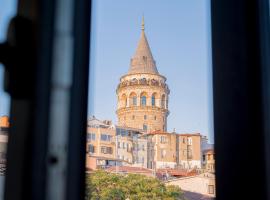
(151, 93), (156, 106)
(141, 96), (147, 106)
(161, 94), (166, 108)
(140, 92), (147, 106)
(129, 92), (137, 106)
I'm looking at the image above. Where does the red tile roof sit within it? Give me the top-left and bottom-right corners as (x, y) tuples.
(106, 166), (152, 175)
(157, 168), (198, 177)
(146, 130), (201, 137)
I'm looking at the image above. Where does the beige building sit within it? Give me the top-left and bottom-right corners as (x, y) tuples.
(86, 117), (117, 170)
(116, 17), (169, 133)
(147, 131), (177, 169)
(86, 117), (148, 170)
(116, 126), (148, 168)
(0, 116), (9, 128)
(177, 133), (202, 169)
(146, 131), (202, 170)
(202, 148), (215, 173)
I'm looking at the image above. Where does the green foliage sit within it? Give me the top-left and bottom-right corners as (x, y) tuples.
(85, 170), (185, 200)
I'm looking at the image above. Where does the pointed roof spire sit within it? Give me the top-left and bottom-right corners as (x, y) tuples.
(128, 16), (159, 75)
(141, 14), (145, 31)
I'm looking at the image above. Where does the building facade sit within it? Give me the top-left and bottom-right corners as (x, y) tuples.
(86, 117), (148, 170)
(147, 131), (177, 169)
(0, 116), (8, 161)
(116, 126), (148, 169)
(177, 133), (202, 169)
(116, 18), (169, 132)
(147, 131), (202, 170)
(202, 148), (215, 173)
(86, 117), (117, 170)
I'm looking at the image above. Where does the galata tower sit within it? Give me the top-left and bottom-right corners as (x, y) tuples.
(116, 17), (170, 132)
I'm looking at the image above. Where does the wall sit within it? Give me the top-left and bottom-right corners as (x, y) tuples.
(166, 173), (216, 197)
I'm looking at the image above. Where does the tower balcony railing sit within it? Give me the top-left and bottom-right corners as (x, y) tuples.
(116, 106), (170, 115)
(116, 79), (169, 91)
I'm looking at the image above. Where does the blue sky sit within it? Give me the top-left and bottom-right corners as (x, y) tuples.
(0, 0), (214, 142)
(0, 0), (17, 117)
(89, 0), (214, 142)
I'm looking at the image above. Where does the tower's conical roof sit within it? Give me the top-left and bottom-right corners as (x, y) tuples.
(128, 17), (159, 75)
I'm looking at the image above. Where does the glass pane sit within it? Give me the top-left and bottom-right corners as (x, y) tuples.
(87, 1), (215, 199)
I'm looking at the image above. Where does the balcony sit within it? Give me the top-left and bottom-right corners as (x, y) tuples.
(117, 78), (170, 92)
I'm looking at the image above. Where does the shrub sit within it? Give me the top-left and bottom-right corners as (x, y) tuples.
(85, 170), (185, 200)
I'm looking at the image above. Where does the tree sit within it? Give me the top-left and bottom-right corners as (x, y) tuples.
(85, 170), (185, 200)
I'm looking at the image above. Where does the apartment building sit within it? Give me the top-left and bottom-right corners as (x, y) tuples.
(202, 148), (215, 173)
(177, 133), (202, 169)
(86, 117), (117, 170)
(147, 131), (177, 169)
(116, 126), (147, 168)
(147, 131), (203, 170)
(86, 117), (148, 170)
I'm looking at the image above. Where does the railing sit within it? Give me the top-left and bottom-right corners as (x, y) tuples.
(117, 80), (169, 91)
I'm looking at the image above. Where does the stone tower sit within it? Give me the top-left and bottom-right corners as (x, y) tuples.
(116, 17), (170, 132)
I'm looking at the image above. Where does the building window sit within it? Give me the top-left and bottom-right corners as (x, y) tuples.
(136, 143), (140, 151)
(88, 144), (95, 153)
(100, 146), (112, 154)
(87, 133), (95, 141)
(100, 134), (112, 142)
(154, 116), (156, 120)
(129, 92), (137, 106)
(143, 56), (147, 62)
(208, 154), (211, 160)
(132, 115), (135, 120)
(160, 136), (167, 143)
(182, 138), (185, 143)
(151, 95), (156, 106)
(142, 144), (145, 151)
(143, 124), (147, 131)
(126, 143), (129, 150)
(187, 137), (192, 145)
(138, 156), (144, 164)
(118, 142), (120, 148)
(144, 115), (147, 120)
(141, 96), (147, 106)
(208, 185), (215, 194)
(203, 154), (206, 161)
(122, 142), (126, 149)
(161, 149), (166, 158)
